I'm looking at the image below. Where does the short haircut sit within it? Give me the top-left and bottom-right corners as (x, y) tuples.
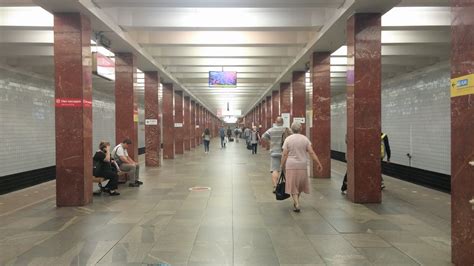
(291, 121), (302, 133)
(122, 138), (132, 144)
(276, 117), (283, 125)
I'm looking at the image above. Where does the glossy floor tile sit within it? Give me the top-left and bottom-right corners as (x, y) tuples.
(0, 139), (452, 265)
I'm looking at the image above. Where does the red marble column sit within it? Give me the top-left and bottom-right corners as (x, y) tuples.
(195, 104), (201, 146)
(54, 13), (92, 206)
(292, 71), (306, 135)
(258, 103), (262, 127)
(191, 100), (196, 148)
(280, 82), (291, 126)
(266, 96), (272, 129)
(311, 52), (331, 178)
(115, 53), (138, 161)
(184, 96), (191, 151)
(174, 91), (184, 155)
(261, 100), (266, 130)
(272, 90), (280, 122)
(451, 1), (474, 264)
(346, 13), (382, 203)
(144, 71), (160, 167)
(162, 83), (174, 159)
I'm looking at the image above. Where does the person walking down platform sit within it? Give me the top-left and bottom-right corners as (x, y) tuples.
(250, 126), (261, 154)
(202, 128), (211, 153)
(281, 121), (322, 212)
(261, 117), (287, 193)
(381, 132), (391, 189)
(219, 126), (226, 148)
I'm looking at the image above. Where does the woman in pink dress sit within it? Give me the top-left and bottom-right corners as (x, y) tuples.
(281, 121), (323, 212)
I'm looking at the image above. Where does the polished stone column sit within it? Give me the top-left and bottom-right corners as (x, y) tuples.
(191, 100), (196, 148)
(451, 1), (474, 264)
(346, 13), (382, 203)
(280, 82), (291, 125)
(261, 100), (266, 130)
(144, 71), (160, 167)
(266, 96), (272, 128)
(258, 103), (262, 127)
(162, 83), (174, 159)
(115, 53), (138, 161)
(292, 71), (306, 135)
(272, 90), (280, 122)
(196, 104), (201, 146)
(174, 91), (184, 155)
(54, 13), (93, 206)
(184, 96), (191, 151)
(311, 52), (331, 178)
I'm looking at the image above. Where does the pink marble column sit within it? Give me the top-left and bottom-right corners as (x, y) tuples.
(54, 13), (92, 206)
(266, 96), (272, 128)
(184, 96), (191, 151)
(174, 91), (184, 155)
(144, 71), (160, 167)
(162, 83), (174, 159)
(115, 53), (138, 161)
(346, 13), (382, 203)
(261, 100), (266, 130)
(311, 52), (331, 178)
(195, 104), (201, 146)
(451, 1), (474, 264)
(191, 100), (196, 148)
(272, 90), (280, 123)
(292, 71), (306, 135)
(280, 82), (291, 125)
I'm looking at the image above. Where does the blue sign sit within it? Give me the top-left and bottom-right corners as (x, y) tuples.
(457, 79), (469, 88)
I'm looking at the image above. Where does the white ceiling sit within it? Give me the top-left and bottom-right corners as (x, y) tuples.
(0, 0), (450, 116)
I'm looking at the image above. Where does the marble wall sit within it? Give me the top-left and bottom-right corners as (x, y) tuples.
(0, 66), (146, 176)
(330, 62), (451, 175)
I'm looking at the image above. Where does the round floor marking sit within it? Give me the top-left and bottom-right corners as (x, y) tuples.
(189, 186), (211, 191)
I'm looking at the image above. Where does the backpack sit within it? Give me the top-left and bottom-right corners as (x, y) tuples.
(381, 134), (387, 159)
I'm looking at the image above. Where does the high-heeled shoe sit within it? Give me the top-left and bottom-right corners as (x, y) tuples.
(293, 203), (301, 213)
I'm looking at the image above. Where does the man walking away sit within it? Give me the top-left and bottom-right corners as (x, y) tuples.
(262, 117), (287, 193)
(381, 132), (391, 189)
(250, 126), (260, 154)
(219, 125), (226, 148)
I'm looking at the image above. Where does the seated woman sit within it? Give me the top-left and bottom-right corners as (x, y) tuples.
(93, 141), (120, 196)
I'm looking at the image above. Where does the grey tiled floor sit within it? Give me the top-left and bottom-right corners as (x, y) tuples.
(0, 139), (452, 265)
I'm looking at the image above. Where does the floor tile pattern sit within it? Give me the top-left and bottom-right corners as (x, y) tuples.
(0, 140), (452, 265)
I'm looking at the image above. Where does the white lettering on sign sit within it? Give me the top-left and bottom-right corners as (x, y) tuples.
(174, 123), (183, 128)
(294, 117), (305, 124)
(145, 119), (158, 126)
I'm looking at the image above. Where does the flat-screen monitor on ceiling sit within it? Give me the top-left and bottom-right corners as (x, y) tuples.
(209, 71), (237, 87)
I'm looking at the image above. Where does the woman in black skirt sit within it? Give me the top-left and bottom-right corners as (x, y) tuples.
(93, 141), (120, 196)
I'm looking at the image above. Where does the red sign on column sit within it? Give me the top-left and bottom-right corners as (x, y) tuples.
(55, 98), (92, 108)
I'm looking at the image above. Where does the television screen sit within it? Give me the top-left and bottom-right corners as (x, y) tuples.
(209, 71), (237, 87)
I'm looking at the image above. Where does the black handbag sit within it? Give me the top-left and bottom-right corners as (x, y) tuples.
(275, 171), (290, 200)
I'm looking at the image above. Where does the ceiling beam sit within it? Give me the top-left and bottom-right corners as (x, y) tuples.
(130, 31), (315, 46)
(114, 8), (329, 30)
(95, 0), (345, 8)
(145, 46), (302, 58)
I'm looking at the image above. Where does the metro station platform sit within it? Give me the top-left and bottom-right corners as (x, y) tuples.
(0, 140), (451, 265)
